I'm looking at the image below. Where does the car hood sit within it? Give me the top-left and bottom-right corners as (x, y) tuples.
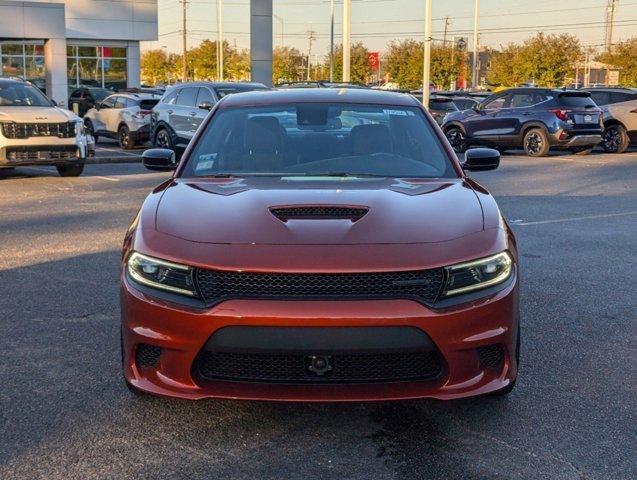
(0, 107), (79, 123)
(155, 177), (485, 245)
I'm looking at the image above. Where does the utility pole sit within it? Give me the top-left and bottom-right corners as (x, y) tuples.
(443, 16), (451, 46)
(604, 0), (618, 52)
(273, 14), (284, 48)
(217, 0), (223, 81)
(329, 0), (335, 82)
(472, 0), (479, 88)
(422, 0), (432, 108)
(181, 0), (188, 82)
(342, 0), (351, 82)
(306, 30), (316, 81)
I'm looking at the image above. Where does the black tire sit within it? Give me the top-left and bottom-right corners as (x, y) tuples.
(570, 146), (594, 155)
(602, 124), (630, 154)
(154, 127), (174, 151)
(118, 125), (134, 150)
(445, 126), (469, 153)
(490, 325), (520, 397)
(84, 119), (98, 144)
(523, 128), (550, 157)
(56, 163), (84, 177)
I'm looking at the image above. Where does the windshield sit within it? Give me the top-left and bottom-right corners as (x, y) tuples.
(183, 103), (456, 179)
(90, 89), (112, 101)
(0, 81), (52, 107)
(558, 94), (596, 108)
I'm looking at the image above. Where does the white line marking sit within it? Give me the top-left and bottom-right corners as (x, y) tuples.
(511, 211), (637, 226)
(95, 147), (139, 157)
(94, 176), (120, 182)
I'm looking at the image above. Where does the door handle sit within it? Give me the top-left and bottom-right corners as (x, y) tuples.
(167, 109), (174, 114)
(189, 112), (197, 116)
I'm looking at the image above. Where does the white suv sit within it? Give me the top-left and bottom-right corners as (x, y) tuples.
(0, 77), (89, 177)
(585, 87), (637, 153)
(83, 92), (160, 149)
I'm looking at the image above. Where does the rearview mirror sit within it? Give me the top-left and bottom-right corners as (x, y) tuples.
(462, 148), (500, 171)
(142, 148), (177, 171)
(198, 101), (213, 111)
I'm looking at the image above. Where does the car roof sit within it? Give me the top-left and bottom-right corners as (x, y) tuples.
(169, 81), (267, 89)
(218, 87), (422, 108)
(581, 87), (637, 93)
(109, 92), (160, 100)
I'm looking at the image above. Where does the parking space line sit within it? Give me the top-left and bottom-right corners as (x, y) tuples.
(94, 176), (120, 182)
(511, 211), (637, 226)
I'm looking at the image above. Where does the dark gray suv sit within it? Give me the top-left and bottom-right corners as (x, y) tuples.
(150, 82), (268, 154)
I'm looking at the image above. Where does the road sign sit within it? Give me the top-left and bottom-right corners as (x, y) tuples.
(368, 52), (380, 71)
(608, 70), (620, 86)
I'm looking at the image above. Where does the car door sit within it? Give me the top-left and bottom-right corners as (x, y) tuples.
(192, 87), (216, 133)
(94, 96), (118, 135)
(171, 87), (199, 146)
(497, 92), (542, 143)
(463, 94), (508, 143)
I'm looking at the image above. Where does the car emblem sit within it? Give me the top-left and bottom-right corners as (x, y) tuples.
(584, 114), (592, 122)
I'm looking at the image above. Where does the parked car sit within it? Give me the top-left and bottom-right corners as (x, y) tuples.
(83, 93), (160, 149)
(151, 82), (268, 154)
(0, 77), (89, 176)
(122, 88), (520, 400)
(68, 86), (112, 117)
(411, 92), (459, 125)
(582, 87), (637, 153)
(442, 88), (603, 156)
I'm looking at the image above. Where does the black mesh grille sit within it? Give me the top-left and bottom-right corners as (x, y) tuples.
(1, 122), (76, 139)
(6, 146), (79, 162)
(477, 344), (504, 369)
(195, 350), (442, 384)
(135, 344), (162, 369)
(270, 206), (368, 222)
(195, 268), (445, 305)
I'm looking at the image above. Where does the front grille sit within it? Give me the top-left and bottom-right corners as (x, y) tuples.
(476, 344), (504, 369)
(270, 206), (368, 222)
(194, 268), (445, 305)
(1, 122), (76, 139)
(6, 146), (79, 163)
(195, 350), (443, 384)
(135, 344), (162, 369)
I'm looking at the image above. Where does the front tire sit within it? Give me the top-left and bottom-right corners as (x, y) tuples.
(523, 128), (550, 157)
(445, 126), (469, 153)
(154, 127), (174, 151)
(56, 163), (84, 177)
(118, 125), (134, 150)
(602, 124), (630, 154)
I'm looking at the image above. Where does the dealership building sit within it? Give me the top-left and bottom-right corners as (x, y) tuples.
(0, 0), (158, 107)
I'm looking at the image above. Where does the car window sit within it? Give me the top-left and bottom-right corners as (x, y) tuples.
(89, 89), (111, 102)
(114, 97), (127, 109)
(558, 94), (596, 108)
(175, 87), (198, 107)
(429, 99), (457, 111)
(214, 85), (268, 98)
(183, 103), (457, 179)
(162, 89), (179, 105)
(609, 92), (637, 104)
(69, 89), (83, 99)
(0, 81), (52, 107)
(589, 91), (610, 106)
(509, 93), (544, 108)
(100, 96), (116, 108)
(453, 99), (476, 110)
(483, 96), (506, 110)
(196, 87), (215, 106)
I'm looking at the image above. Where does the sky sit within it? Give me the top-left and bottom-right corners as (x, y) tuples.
(143, 0), (637, 56)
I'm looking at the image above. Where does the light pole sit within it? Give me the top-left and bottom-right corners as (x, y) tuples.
(329, 0), (335, 82)
(422, 0), (432, 108)
(472, 0), (479, 88)
(273, 14), (284, 48)
(342, 0), (351, 82)
(217, 0), (223, 81)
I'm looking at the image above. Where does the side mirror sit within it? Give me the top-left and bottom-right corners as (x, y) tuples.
(473, 103), (482, 112)
(198, 101), (213, 111)
(462, 148), (500, 171)
(50, 99), (58, 107)
(142, 148), (177, 171)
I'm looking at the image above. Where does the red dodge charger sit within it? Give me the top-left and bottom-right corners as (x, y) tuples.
(121, 88), (519, 401)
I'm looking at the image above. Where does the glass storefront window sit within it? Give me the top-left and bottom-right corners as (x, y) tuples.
(2, 56), (24, 76)
(1, 42), (46, 91)
(67, 44), (128, 90)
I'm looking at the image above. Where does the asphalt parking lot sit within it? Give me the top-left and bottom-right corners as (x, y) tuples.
(0, 151), (635, 480)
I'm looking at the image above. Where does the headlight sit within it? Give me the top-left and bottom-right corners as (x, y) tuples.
(127, 252), (197, 297)
(74, 120), (85, 136)
(442, 251), (513, 297)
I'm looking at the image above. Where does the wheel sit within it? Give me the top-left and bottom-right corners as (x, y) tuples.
(523, 128), (550, 157)
(118, 125), (134, 150)
(56, 163), (84, 177)
(445, 126), (469, 153)
(489, 325), (520, 397)
(601, 124), (630, 154)
(570, 146), (594, 155)
(84, 119), (98, 144)
(154, 127), (174, 150)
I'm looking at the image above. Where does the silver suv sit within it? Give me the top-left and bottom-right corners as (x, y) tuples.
(83, 93), (160, 149)
(584, 87), (637, 153)
(0, 77), (89, 177)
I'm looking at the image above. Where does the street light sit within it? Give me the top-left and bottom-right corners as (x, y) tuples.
(422, 0), (432, 108)
(342, 0), (351, 82)
(217, 0), (223, 81)
(472, 0), (479, 88)
(273, 14), (284, 48)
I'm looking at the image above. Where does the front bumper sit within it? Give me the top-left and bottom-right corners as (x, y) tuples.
(121, 273), (519, 402)
(0, 137), (88, 166)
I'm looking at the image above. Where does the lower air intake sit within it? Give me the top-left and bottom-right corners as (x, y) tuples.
(476, 344), (504, 369)
(135, 344), (162, 369)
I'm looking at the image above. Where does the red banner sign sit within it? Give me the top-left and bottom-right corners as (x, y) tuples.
(368, 52), (380, 71)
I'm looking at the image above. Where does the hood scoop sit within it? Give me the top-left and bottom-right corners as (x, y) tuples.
(270, 205), (369, 223)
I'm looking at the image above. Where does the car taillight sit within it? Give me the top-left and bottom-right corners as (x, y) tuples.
(550, 109), (570, 121)
(133, 110), (151, 120)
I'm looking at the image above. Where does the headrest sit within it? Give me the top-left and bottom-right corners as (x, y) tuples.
(245, 116), (282, 154)
(350, 123), (392, 155)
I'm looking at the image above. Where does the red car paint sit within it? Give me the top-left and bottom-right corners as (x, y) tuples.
(121, 88), (519, 401)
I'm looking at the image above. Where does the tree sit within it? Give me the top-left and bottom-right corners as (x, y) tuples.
(597, 37), (637, 87)
(140, 49), (173, 85)
(273, 46), (306, 83)
(487, 33), (582, 87)
(329, 42), (372, 83)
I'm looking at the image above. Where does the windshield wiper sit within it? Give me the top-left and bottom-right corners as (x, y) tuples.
(301, 172), (388, 178)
